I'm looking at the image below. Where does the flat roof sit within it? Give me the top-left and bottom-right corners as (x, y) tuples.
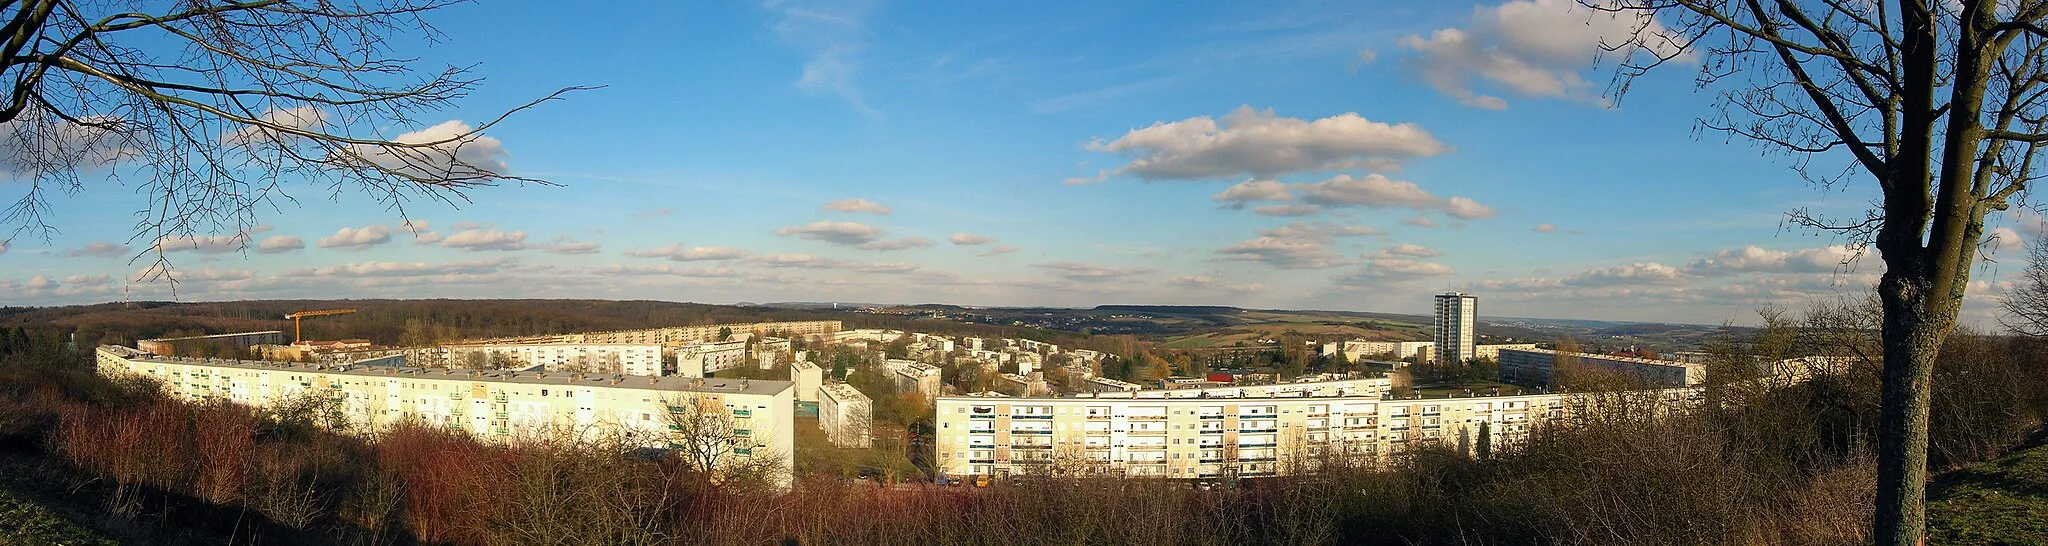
(104, 346), (791, 396)
(141, 331), (284, 342)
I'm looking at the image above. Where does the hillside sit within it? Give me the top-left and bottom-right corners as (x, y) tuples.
(1928, 439), (2048, 544)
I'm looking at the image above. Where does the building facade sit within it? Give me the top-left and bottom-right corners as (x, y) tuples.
(933, 388), (1698, 480)
(1433, 292), (1477, 366)
(1497, 348), (1706, 387)
(790, 359), (824, 403)
(818, 382), (873, 448)
(137, 331), (287, 356)
(95, 346), (795, 485)
(675, 340), (749, 377)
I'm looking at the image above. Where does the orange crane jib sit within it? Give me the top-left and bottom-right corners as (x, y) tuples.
(285, 309), (357, 343)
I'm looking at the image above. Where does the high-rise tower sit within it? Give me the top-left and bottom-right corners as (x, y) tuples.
(1433, 292), (1477, 366)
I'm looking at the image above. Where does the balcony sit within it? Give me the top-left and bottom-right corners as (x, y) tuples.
(1238, 428), (1277, 433)
(1012, 444), (1053, 450)
(1009, 429), (1053, 435)
(969, 414), (996, 419)
(1199, 414), (1224, 419)
(1239, 442), (1277, 448)
(1009, 414), (1052, 420)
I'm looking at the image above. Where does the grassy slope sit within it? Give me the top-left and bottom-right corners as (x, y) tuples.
(1928, 442), (2048, 545)
(0, 487), (116, 546)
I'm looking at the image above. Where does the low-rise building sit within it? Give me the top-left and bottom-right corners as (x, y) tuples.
(891, 362), (943, 402)
(994, 373), (1050, 397)
(95, 346), (795, 486)
(138, 331), (287, 357)
(1083, 376), (1144, 393)
(818, 382), (873, 448)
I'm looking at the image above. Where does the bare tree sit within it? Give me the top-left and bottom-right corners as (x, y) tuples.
(2001, 235), (2048, 335)
(0, 0), (581, 276)
(660, 395), (784, 487)
(1604, 1), (2048, 543)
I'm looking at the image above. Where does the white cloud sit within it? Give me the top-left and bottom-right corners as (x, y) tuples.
(981, 245), (1018, 256)
(1252, 204), (1324, 217)
(1215, 222), (1382, 269)
(1212, 179), (1296, 205)
(950, 233), (996, 245)
(1533, 223), (1558, 233)
(1686, 245), (1865, 275)
(64, 241), (130, 258)
(1442, 196), (1496, 220)
(315, 225), (393, 251)
(284, 258), (515, 278)
(1086, 106), (1448, 180)
(1063, 170), (1110, 185)
(1402, 217), (1439, 228)
(628, 244), (752, 261)
(764, 0), (874, 114)
(223, 106), (327, 149)
(156, 233), (254, 254)
(858, 237), (935, 251)
(0, 107), (139, 177)
(339, 120), (511, 179)
(776, 221), (883, 245)
(26, 275), (57, 291)
(1297, 173), (1439, 209)
(822, 198), (892, 215)
(1398, 0), (1684, 109)
(750, 253), (920, 274)
(1383, 243), (1442, 258)
(536, 236), (601, 255)
(257, 236), (304, 254)
(590, 264), (743, 278)
(1565, 262), (1685, 286)
(1035, 261), (1151, 281)
(441, 229), (528, 251)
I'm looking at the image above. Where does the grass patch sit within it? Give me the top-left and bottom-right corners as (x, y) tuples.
(0, 486), (117, 546)
(1928, 442), (2048, 545)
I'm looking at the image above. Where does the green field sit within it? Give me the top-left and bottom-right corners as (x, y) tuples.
(1928, 442), (2048, 544)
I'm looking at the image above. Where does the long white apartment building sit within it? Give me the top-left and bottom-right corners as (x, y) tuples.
(1498, 348), (1706, 387)
(1083, 376), (1144, 393)
(95, 346), (795, 485)
(1321, 340), (1435, 361)
(442, 343), (665, 376)
(934, 388), (1699, 480)
(469, 321), (842, 346)
(1078, 377), (1394, 400)
(818, 382), (873, 448)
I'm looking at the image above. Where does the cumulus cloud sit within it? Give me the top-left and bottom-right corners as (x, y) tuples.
(1398, 0), (1684, 110)
(223, 106), (327, 149)
(1442, 196), (1496, 220)
(284, 258), (515, 278)
(63, 241), (130, 258)
(315, 225), (392, 251)
(1402, 217), (1439, 228)
(1086, 106), (1448, 180)
(1565, 262), (1685, 286)
(590, 264), (743, 278)
(1252, 204), (1324, 217)
(26, 275), (57, 291)
(628, 243), (752, 261)
(339, 120), (511, 179)
(980, 245), (1018, 256)
(776, 221), (883, 245)
(1063, 170), (1110, 185)
(0, 107), (140, 177)
(1383, 243), (1442, 258)
(822, 198), (892, 215)
(858, 237), (934, 251)
(1215, 222), (1382, 269)
(156, 233), (255, 254)
(536, 236), (601, 255)
(1211, 179), (1296, 205)
(1297, 173), (1439, 208)
(1685, 245), (1865, 276)
(950, 233), (996, 245)
(1035, 261), (1151, 281)
(441, 229), (528, 251)
(750, 253), (920, 274)
(1533, 223), (1558, 233)
(257, 236), (304, 254)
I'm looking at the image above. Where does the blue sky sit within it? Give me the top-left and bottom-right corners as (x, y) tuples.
(0, 0), (2033, 326)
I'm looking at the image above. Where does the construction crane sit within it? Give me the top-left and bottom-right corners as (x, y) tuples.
(284, 309), (357, 343)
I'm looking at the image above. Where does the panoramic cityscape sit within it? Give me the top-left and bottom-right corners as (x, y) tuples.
(4, 0), (2048, 545)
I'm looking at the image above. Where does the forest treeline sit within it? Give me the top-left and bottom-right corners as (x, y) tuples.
(0, 300), (1109, 352)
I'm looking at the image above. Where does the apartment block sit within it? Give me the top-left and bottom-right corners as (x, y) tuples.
(96, 346), (795, 485)
(933, 388), (1699, 480)
(1320, 340), (1434, 362)
(138, 331), (287, 356)
(1474, 343), (1539, 360)
(1083, 376), (1144, 393)
(790, 359), (824, 403)
(1080, 378), (1394, 400)
(477, 321), (842, 346)
(818, 382), (873, 448)
(441, 343), (664, 376)
(888, 361), (942, 402)
(675, 340), (749, 377)
(1433, 292), (1477, 366)
(1497, 348), (1706, 386)
(994, 373), (1051, 397)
